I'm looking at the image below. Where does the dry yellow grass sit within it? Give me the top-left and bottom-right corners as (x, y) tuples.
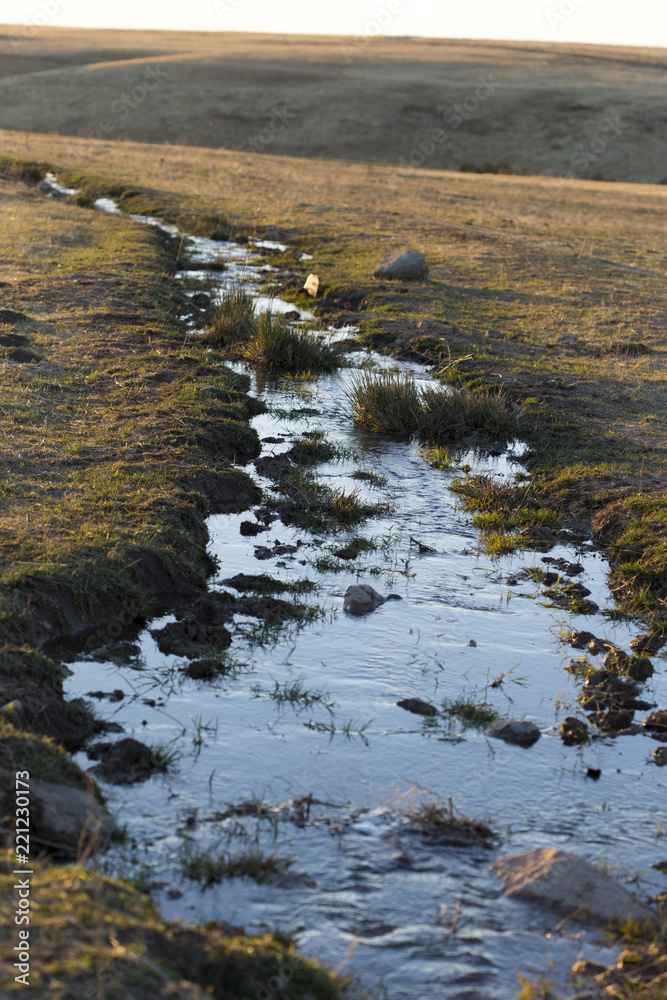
(0, 27), (666, 181)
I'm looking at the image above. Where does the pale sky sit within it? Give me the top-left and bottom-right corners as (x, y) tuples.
(3, 0), (666, 49)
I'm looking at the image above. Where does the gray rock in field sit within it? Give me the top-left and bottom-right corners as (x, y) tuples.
(373, 250), (429, 281)
(343, 584), (388, 616)
(31, 778), (116, 855)
(490, 847), (656, 927)
(303, 273), (319, 296)
(486, 718), (541, 747)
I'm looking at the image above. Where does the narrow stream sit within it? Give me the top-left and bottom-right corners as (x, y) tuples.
(51, 190), (666, 999)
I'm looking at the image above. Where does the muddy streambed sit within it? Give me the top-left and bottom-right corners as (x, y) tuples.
(55, 202), (666, 999)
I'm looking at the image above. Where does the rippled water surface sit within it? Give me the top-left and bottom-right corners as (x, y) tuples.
(62, 212), (667, 999)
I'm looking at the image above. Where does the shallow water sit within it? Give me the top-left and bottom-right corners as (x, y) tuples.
(62, 204), (667, 998)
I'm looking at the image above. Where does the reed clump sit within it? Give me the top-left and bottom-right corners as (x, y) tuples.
(242, 311), (343, 372)
(206, 288), (343, 371)
(346, 370), (517, 442)
(206, 285), (258, 346)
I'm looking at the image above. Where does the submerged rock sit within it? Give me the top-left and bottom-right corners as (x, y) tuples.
(486, 719), (541, 747)
(397, 698), (440, 717)
(490, 847), (656, 927)
(373, 250), (429, 281)
(333, 546), (358, 560)
(239, 520), (268, 536)
(343, 584), (400, 616)
(31, 778), (116, 855)
(90, 737), (165, 785)
(183, 657), (229, 680)
(654, 747), (667, 766)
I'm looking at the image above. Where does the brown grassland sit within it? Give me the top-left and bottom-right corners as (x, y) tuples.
(0, 28), (666, 181)
(0, 25), (666, 999)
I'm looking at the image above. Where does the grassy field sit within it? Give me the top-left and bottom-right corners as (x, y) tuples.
(2, 125), (665, 618)
(0, 161), (262, 649)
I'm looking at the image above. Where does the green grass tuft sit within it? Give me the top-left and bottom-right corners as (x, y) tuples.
(346, 370), (517, 442)
(441, 695), (499, 728)
(346, 370), (422, 432)
(406, 797), (496, 844)
(243, 312), (343, 372)
(179, 841), (294, 887)
(206, 286), (258, 346)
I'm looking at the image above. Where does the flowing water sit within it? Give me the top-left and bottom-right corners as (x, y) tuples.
(57, 201), (666, 999)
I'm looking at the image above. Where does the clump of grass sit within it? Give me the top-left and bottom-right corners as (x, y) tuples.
(346, 370), (517, 443)
(441, 695), (499, 729)
(0, 847), (345, 1000)
(420, 383), (517, 443)
(450, 473), (563, 556)
(252, 675), (336, 712)
(313, 554), (353, 573)
(288, 431), (338, 464)
(150, 741), (181, 770)
(304, 717), (372, 743)
(206, 286), (258, 346)
(346, 370), (422, 432)
(419, 444), (453, 470)
(0, 154), (49, 184)
(235, 602), (328, 649)
(179, 841), (294, 887)
(278, 467), (392, 533)
(568, 910), (667, 999)
(406, 797), (496, 844)
(243, 312), (343, 372)
(350, 468), (388, 488)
